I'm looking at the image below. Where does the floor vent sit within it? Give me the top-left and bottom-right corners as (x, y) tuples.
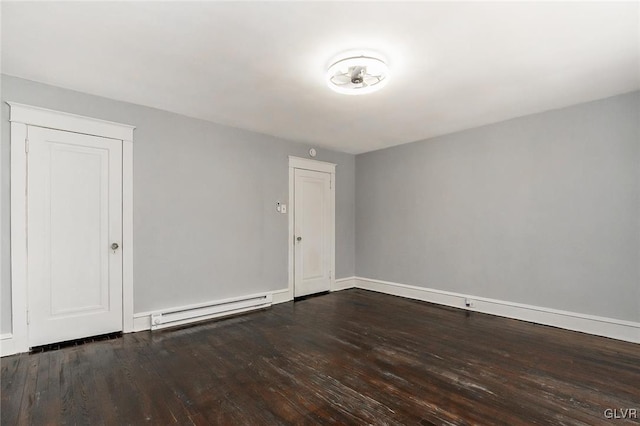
(150, 294), (272, 330)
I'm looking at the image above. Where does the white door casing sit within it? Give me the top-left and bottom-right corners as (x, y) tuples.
(288, 156), (336, 300)
(6, 102), (134, 356)
(27, 127), (123, 346)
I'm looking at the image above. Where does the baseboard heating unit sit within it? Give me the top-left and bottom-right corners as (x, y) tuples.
(150, 293), (273, 330)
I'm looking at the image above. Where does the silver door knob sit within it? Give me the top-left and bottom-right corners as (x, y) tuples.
(111, 242), (119, 250)
(296, 236), (302, 242)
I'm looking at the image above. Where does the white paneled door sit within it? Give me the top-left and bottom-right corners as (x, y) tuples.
(27, 126), (123, 347)
(294, 168), (332, 297)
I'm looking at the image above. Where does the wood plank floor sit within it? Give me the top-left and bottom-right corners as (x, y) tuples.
(2, 289), (639, 425)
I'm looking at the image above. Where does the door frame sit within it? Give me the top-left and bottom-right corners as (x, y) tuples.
(287, 156), (336, 301)
(7, 102), (135, 355)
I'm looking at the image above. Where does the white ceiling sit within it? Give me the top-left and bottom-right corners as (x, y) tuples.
(2, 2), (639, 154)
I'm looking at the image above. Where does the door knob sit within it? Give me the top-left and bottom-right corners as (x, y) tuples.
(296, 236), (302, 242)
(111, 242), (119, 250)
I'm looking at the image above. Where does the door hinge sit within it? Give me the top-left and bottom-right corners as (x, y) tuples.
(330, 179), (332, 190)
(25, 138), (29, 153)
(26, 309), (30, 325)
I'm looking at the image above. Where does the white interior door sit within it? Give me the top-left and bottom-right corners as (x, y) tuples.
(27, 126), (123, 347)
(294, 168), (332, 297)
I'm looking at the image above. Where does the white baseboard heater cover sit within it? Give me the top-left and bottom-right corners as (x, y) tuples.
(150, 294), (272, 330)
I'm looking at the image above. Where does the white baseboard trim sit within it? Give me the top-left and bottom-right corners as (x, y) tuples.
(354, 277), (640, 344)
(270, 277), (356, 306)
(132, 315), (151, 332)
(272, 288), (292, 305)
(1, 333), (16, 357)
(334, 276), (356, 291)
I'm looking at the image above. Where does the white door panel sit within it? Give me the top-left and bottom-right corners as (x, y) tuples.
(27, 126), (123, 347)
(294, 168), (331, 297)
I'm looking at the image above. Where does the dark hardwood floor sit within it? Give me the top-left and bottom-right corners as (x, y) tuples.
(2, 289), (639, 425)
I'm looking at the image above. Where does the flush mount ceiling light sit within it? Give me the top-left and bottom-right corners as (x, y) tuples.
(326, 53), (389, 95)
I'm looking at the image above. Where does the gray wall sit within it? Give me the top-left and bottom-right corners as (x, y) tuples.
(0, 75), (356, 333)
(2, 75), (637, 335)
(356, 91), (640, 322)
